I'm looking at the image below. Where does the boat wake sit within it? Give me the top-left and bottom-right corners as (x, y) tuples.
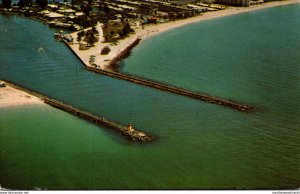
(38, 47), (45, 53)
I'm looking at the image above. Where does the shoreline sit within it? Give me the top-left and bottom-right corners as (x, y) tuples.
(136, 0), (300, 43)
(66, 0), (299, 70)
(0, 83), (43, 108)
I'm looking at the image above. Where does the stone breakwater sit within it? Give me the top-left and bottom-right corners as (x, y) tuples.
(3, 80), (156, 142)
(85, 67), (255, 112)
(108, 38), (142, 70)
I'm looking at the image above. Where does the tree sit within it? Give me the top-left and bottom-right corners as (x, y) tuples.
(35, 0), (48, 8)
(101, 46), (111, 55)
(74, 15), (95, 28)
(103, 4), (109, 14)
(77, 35), (82, 42)
(70, 0), (75, 7)
(18, 0), (33, 7)
(77, 31), (85, 42)
(1, 0), (12, 8)
(81, 4), (92, 16)
(86, 34), (96, 46)
(119, 22), (133, 38)
(92, 26), (98, 34)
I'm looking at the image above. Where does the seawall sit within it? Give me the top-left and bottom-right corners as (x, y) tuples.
(108, 38), (142, 70)
(3, 80), (156, 142)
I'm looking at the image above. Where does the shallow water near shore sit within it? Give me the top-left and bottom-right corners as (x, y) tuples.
(0, 4), (300, 189)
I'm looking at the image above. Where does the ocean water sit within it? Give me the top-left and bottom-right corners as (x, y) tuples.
(0, 4), (300, 189)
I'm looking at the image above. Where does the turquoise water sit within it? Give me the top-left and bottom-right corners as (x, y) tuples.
(0, 4), (300, 189)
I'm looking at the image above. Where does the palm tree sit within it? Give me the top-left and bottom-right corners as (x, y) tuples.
(86, 34), (96, 46)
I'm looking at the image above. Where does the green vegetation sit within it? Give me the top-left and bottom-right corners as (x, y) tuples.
(119, 22), (133, 38)
(1, 0), (12, 8)
(73, 15), (97, 28)
(17, 0), (33, 7)
(101, 46), (111, 55)
(35, 0), (48, 8)
(85, 33), (97, 46)
(102, 21), (134, 42)
(77, 31), (85, 42)
(77, 28), (99, 46)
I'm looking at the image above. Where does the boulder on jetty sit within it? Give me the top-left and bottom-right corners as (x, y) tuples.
(124, 123), (155, 142)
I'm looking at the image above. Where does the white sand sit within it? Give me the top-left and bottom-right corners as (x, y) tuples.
(0, 85), (43, 108)
(67, 0), (300, 70)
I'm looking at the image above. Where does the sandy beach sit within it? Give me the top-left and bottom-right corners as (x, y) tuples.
(0, 83), (43, 108)
(67, 0), (299, 70)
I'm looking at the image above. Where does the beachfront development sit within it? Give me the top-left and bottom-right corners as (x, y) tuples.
(1, 0), (297, 72)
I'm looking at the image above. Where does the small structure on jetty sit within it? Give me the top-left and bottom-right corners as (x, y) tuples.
(44, 98), (156, 142)
(127, 123), (134, 132)
(51, 101), (155, 141)
(123, 123), (152, 141)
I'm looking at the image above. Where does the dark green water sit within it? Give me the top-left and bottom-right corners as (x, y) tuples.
(0, 4), (300, 189)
